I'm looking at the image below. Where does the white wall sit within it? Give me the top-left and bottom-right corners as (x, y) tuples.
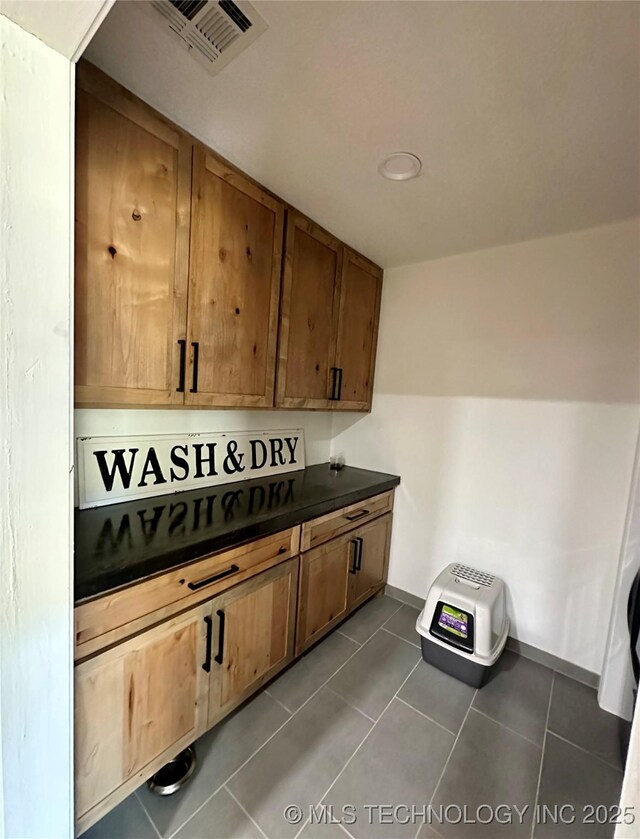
(331, 219), (640, 677)
(74, 409), (333, 500)
(0, 16), (74, 839)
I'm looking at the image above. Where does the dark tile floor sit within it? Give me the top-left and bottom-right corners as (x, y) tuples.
(84, 597), (630, 839)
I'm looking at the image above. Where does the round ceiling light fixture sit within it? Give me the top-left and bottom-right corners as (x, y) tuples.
(378, 152), (422, 181)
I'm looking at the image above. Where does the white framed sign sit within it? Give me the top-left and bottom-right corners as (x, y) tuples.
(77, 429), (305, 510)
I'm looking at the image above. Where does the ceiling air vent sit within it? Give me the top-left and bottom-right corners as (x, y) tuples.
(148, 0), (268, 76)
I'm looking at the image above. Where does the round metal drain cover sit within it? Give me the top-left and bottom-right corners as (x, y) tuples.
(147, 745), (196, 796)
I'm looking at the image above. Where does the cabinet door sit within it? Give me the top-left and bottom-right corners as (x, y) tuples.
(333, 248), (383, 411)
(207, 558), (298, 727)
(75, 603), (210, 832)
(349, 514), (392, 611)
(186, 148), (284, 407)
(275, 212), (342, 409)
(296, 535), (353, 655)
(74, 63), (191, 407)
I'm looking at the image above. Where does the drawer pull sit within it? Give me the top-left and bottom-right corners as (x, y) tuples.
(349, 539), (359, 574)
(176, 339), (187, 392)
(355, 537), (363, 571)
(203, 615), (213, 672)
(278, 546), (287, 555)
(329, 367), (339, 401)
(190, 341), (200, 393)
(187, 564), (240, 591)
(344, 509), (370, 522)
(214, 609), (226, 665)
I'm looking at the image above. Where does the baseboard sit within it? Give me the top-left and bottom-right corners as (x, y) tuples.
(385, 583), (599, 689)
(384, 584), (425, 611)
(505, 637), (599, 689)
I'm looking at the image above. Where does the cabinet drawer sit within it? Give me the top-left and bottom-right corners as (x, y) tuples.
(300, 490), (394, 551)
(75, 527), (300, 660)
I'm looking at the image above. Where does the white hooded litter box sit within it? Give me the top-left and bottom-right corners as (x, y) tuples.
(416, 563), (509, 687)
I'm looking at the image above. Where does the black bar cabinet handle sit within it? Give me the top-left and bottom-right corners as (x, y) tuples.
(349, 539), (359, 574)
(345, 509), (370, 522)
(329, 367), (339, 400)
(214, 609), (226, 665)
(202, 615), (213, 672)
(355, 537), (364, 571)
(176, 339), (187, 392)
(190, 341), (200, 393)
(336, 367), (343, 401)
(187, 564), (240, 591)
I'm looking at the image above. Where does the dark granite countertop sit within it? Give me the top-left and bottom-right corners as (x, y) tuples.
(75, 463), (400, 603)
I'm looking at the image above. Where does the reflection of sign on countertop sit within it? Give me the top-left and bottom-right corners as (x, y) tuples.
(77, 429), (305, 510)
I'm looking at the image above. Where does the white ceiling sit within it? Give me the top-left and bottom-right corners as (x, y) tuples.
(0, 0), (112, 60)
(85, 0), (640, 268)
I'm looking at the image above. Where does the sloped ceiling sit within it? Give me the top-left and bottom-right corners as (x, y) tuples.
(0, 0), (113, 60)
(85, 0), (640, 268)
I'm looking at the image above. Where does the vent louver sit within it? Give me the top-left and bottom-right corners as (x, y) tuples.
(450, 563), (496, 587)
(148, 0), (268, 76)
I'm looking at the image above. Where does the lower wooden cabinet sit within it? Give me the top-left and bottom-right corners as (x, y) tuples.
(296, 535), (352, 655)
(207, 558), (298, 728)
(75, 604), (210, 832)
(348, 513), (393, 611)
(296, 512), (392, 654)
(75, 558), (297, 834)
(75, 506), (393, 833)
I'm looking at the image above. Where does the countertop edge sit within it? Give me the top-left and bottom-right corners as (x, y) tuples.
(75, 472), (400, 605)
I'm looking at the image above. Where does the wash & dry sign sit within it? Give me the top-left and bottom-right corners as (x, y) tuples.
(77, 429), (305, 509)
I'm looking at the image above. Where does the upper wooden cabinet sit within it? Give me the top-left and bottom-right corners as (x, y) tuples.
(275, 212), (383, 412)
(74, 63), (382, 411)
(75, 64), (191, 407)
(333, 248), (383, 410)
(276, 212), (342, 409)
(186, 148), (284, 408)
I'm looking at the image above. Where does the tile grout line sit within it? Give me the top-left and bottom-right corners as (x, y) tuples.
(134, 790), (164, 839)
(413, 689), (478, 839)
(469, 706), (543, 750)
(263, 687), (294, 716)
(140, 602), (406, 839)
(394, 695), (457, 737)
(379, 601), (414, 631)
(544, 729), (625, 774)
(293, 657), (422, 839)
(324, 684), (376, 722)
(335, 628), (363, 646)
(338, 598), (405, 647)
(379, 626), (421, 649)
(167, 608), (402, 839)
(224, 784), (270, 839)
(531, 672), (554, 839)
